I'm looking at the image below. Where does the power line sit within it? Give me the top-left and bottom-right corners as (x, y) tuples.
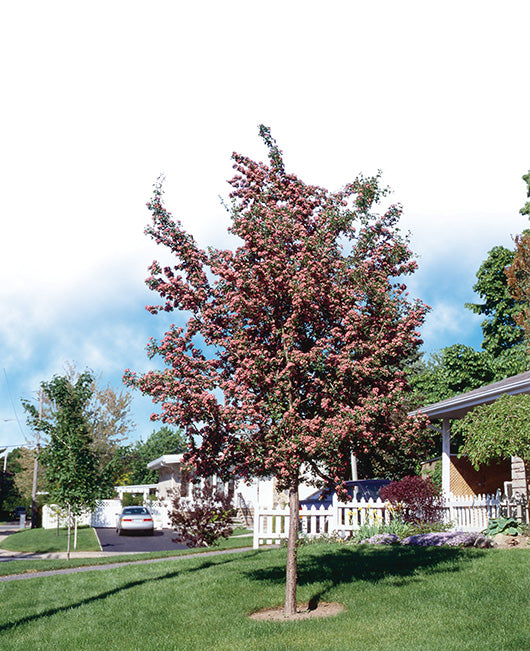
(3, 368), (28, 440)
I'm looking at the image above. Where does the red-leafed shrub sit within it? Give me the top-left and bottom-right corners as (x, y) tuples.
(379, 475), (444, 524)
(169, 482), (237, 548)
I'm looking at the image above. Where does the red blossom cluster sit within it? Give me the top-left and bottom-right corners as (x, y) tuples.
(124, 126), (429, 497)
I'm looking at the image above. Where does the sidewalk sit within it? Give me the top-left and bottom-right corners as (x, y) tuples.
(0, 524), (254, 561)
(0, 522), (140, 560)
(0, 549), (144, 560)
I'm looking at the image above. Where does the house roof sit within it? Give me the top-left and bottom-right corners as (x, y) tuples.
(410, 370), (530, 420)
(146, 454), (185, 471)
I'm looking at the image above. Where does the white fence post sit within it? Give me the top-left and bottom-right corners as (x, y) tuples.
(331, 491), (338, 534)
(253, 501), (260, 549)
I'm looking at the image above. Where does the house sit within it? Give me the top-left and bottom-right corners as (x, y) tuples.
(146, 454), (316, 525)
(421, 454), (511, 497)
(412, 371), (530, 499)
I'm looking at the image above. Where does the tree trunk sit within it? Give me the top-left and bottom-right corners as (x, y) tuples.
(74, 516), (78, 550)
(67, 503), (71, 561)
(284, 478), (299, 617)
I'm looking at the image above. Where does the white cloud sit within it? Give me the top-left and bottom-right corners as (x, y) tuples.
(1, 0), (529, 447)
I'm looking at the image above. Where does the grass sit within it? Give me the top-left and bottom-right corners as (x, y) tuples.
(1, 526), (101, 553)
(0, 527), (254, 577)
(0, 543), (529, 650)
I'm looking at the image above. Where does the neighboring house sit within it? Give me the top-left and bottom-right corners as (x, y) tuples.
(146, 454), (316, 524)
(412, 371), (530, 499)
(421, 454), (511, 497)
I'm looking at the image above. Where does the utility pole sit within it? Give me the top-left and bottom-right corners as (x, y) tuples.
(350, 452), (358, 482)
(30, 389), (42, 528)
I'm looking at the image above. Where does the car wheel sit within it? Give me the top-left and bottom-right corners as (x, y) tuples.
(117, 529), (122, 536)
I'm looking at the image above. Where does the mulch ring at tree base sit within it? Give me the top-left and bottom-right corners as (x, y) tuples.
(250, 602), (345, 621)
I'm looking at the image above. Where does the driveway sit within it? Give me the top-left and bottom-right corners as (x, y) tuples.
(95, 528), (189, 553)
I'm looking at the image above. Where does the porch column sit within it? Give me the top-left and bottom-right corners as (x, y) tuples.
(442, 418), (451, 497)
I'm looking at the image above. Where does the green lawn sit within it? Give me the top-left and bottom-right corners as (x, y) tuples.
(0, 527), (253, 577)
(1, 526), (101, 553)
(0, 543), (529, 650)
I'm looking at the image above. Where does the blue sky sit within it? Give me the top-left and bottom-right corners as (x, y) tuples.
(1, 1), (529, 450)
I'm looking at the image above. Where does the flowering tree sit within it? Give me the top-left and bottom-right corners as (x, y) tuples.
(125, 126), (428, 616)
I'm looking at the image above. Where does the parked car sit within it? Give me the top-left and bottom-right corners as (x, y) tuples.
(299, 480), (391, 508)
(116, 506), (154, 536)
(12, 506), (27, 521)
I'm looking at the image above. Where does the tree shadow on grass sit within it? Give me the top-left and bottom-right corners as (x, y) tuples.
(246, 544), (485, 609)
(0, 551), (261, 634)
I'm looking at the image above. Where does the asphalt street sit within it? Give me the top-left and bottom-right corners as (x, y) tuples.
(94, 528), (189, 553)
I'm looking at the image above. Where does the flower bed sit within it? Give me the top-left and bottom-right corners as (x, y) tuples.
(360, 531), (491, 548)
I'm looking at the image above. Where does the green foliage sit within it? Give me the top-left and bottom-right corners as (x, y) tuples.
(466, 245), (525, 356)
(421, 460), (442, 489)
(40, 363), (136, 489)
(22, 372), (107, 517)
(410, 342), (529, 409)
(122, 493), (144, 507)
(352, 519), (414, 543)
(410, 344), (495, 406)
(125, 426), (186, 485)
(455, 393), (530, 467)
(483, 516), (524, 537)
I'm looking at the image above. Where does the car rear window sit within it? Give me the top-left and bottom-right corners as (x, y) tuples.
(123, 507), (149, 515)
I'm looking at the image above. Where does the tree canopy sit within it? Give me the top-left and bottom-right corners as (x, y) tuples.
(455, 394), (530, 497)
(506, 171), (530, 344)
(466, 245), (525, 356)
(23, 372), (105, 517)
(126, 126), (429, 615)
(125, 426), (186, 485)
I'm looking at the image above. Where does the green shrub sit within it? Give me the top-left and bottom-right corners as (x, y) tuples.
(483, 516), (524, 537)
(380, 475), (444, 525)
(122, 493), (143, 507)
(170, 483), (236, 547)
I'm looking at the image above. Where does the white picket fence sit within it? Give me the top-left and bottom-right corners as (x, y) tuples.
(42, 499), (171, 530)
(252, 493), (527, 548)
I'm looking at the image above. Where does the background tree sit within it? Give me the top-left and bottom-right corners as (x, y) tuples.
(466, 245), (525, 356)
(455, 394), (530, 500)
(87, 378), (135, 482)
(125, 126), (428, 615)
(10, 447), (47, 510)
(0, 448), (23, 515)
(23, 372), (105, 558)
(410, 344), (496, 407)
(125, 426), (187, 485)
(40, 363), (136, 487)
(506, 171), (530, 344)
